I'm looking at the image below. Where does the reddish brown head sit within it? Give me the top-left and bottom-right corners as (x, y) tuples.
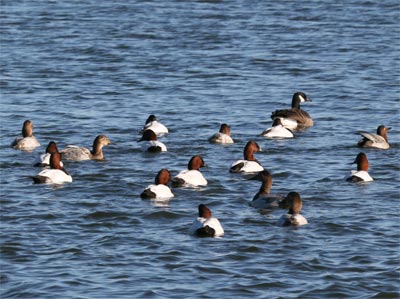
(139, 129), (157, 141)
(243, 141), (261, 161)
(22, 120), (33, 137)
(286, 192), (303, 215)
(155, 168), (172, 185)
(46, 141), (59, 154)
(377, 125), (391, 142)
(198, 204), (212, 218)
(352, 152), (369, 171)
(188, 155), (205, 170)
(49, 152), (63, 170)
(219, 124), (231, 136)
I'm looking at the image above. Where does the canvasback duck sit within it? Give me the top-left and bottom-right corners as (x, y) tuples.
(277, 192), (308, 227)
(209, 123), (234, 144)
(250, 170), (286, 209)
(138, 129), (167, 152)
(11, 120), (41, 150)
(172, 155), (207, 187)
(33, 141), (63, 167)
(60, 135), (111, 161)
(230, 141), (264, 174)
(271, 92), (313, 129)
(357, 125), (391, 149)
(140, 169), (174, 200)
(189, 204), (224, 237)
(31, 152), (72, 184)
(261, 118), (295, 139)
(141, 114), (169, 136)
(346, 152), (373, 182)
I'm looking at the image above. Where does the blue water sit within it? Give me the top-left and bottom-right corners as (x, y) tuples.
(1, 1), (399, 298)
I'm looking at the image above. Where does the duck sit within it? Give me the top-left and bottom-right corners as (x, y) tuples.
(11, 120), (41, 150)
(33, 141), (63, 167)
(230, 141), (264, 174)
(172, 155), (207, 187)
(346, 152), (373, 182)
(140, 169), (174, 200)
(31, 152), (72, 184)
(60, 135), (111, 161)
(209, 123), (234, 144)
(189, 204), (224, 237)
(261, 118), (295, 139)
(271, 92), (313, 129)
(277, 192), (308, 227)
(141, 114), (169, 136)
(357, 125), (391, 150)
(138, 129), (167, 152)
(249, 170), (286, 209)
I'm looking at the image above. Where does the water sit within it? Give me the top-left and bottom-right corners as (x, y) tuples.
(1, 1), (399, 298)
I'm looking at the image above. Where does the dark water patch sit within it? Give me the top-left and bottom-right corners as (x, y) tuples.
(143, 210), (186, 220)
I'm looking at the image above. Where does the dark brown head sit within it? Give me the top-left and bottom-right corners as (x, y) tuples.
(219, 124), (231, 136)
(49, 152), (63, 170)
(198, 204), (212, 218)
(377, 125), (391, 142)
(91, 135), (111, 158)
(286, 192), (303, 215)
(46, 141), (59, 154)
(155, 168), (172, 185)
(145, 115), (157, 124)
(243, 141), (261, 161)
(22, 120), (34, 137)
(139, 129), (157, 141)
(352, 152), (369, 171)
(93, 135), (111, 148)
(291, 92), (311, 108)
(188, 155), (205, 170)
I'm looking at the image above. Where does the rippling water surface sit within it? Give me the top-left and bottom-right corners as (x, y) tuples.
(1, 1), (399, 298)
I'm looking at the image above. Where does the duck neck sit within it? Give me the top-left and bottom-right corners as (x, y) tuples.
(244, 150), (256, 161)
(380, 131), (388, 142)
(22, 126), (32, 137)
(259, 181), (272, 195)
(357, 161), (368, 172)
(91, 143), (103, 159)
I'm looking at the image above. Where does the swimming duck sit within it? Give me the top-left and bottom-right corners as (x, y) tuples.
(277, 192), (308, 226)
(31, 152), (72, 184)
(271, 92), (313, 129)
(141, 114), (169, 136)
(250, 170), (286, 209)
(357, 125), (391, 150)
(261, 118), (295, 139)
(189, 204), (224, 237)
(33, 141), (63, 167)
(138, 129), (167, 152)
(230, 141), (264, 174)
(140, 169), (174, 200)
(346, 152), (373, 182)
(172, 155), (207, 187)
(209, 123), (234, 144)
(60, 135), (111, 161)
(11, 120), (41, 150)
